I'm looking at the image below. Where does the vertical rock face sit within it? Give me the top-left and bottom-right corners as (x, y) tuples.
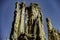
(10, 2), (21, 40)
(46, 18), (60, 40)
(18, 2), (26, 36)
(10, 2), (60, 40)
(10, 2), (26, 40)
(25, 3), (45, 40)
(10, 2), (46, 40)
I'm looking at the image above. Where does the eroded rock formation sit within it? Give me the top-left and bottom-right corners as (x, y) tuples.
(10, 2), (60, 40)
(46, 18), (60, 40)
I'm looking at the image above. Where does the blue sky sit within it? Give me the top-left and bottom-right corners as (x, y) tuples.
(0, 0), (60, 40)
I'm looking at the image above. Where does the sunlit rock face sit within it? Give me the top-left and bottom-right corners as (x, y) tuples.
(10, 2), (60, 40)
(10, 2), (46, 40)
(46, 18), (60, 40)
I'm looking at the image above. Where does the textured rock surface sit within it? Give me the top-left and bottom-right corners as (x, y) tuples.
(10, 2), (60, 40)
(46, 18), (60, 40)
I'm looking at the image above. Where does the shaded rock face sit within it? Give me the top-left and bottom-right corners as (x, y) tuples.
(10, 2), (60, 40)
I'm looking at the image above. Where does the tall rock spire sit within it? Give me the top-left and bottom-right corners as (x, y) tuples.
(10, 2), (21, 40)
(36, 7), (45, 40)
(18, 2), (26, 35)
(10, 2), (26, 40)
(46, 18), (53, 31)
(25, 3), (46, 40)
(46, 18), (60, 40)
(10, 2), (60, 40)
(10, 2), (46, 40)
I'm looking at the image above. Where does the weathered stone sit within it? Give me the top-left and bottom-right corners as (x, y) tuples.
(10, 2), (46, 40)
(10, 2), (60, 40)
(46, 18), (60, 40)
